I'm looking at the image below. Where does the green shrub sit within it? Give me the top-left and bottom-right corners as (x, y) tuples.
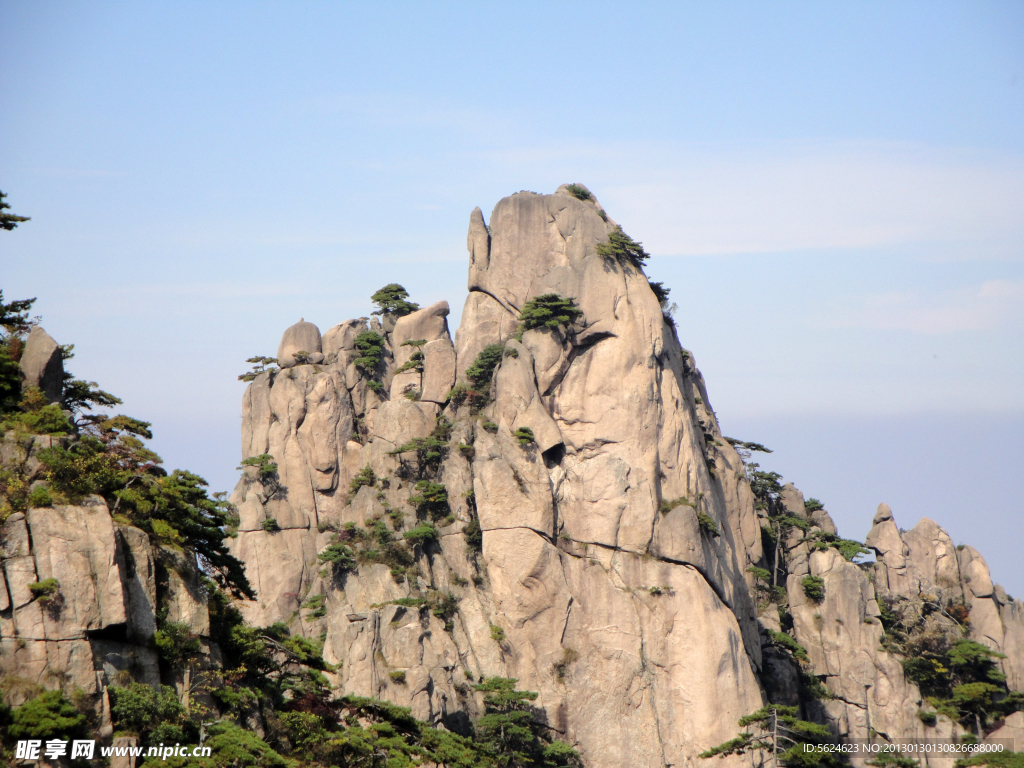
(262, 517), (280, 532)
(191, 721), (290, 768)
(154, 620), (202, 666)
(389, 669), (407, 684)
(28, 577), (59, 602)
(27, 484), (54, 508)
(565, 183), (592, 201)
(768, 630), (809, 663)
(747, 566), (772, 582)
(518, 294), (582, 333)
(237, 355), (278, 382)
(371, 283), (419, 317)
(481, 420), (498, 433)
(150, 518), (185, 547)
(447, 381), (471, 408)
(108, 681), (185, 736)
(465, 344), (504, 388)
(918, 709), (937, 727)
(318, 543), (356, 572)
(489, 624), (506, 644)
(552, 648), (579, 681)
(354, 330), (386, 372)
(697, 511), (720, 537)
(403, 387), (421, 401)
(7, 690), (87, 741)
(472, 677), (581, 767)
(349, 465), (377, 495)
(457, 443), (475, 459)
(0, 338), (24, 414)
(427, 590), (460, 629)
(366, 379), (384, 394)
(649, 281), (671, 307)
(804, 497), (825, 513)
(658, 496), (692, 514)
(403, 523), (438, 547)
(387, 436), (448, 475)
(956, 751), (1024, 768)
(1, 402), (72, 436)
(396, 350), (425, 374)
(464, 517), (483, 552)
(513, 427), (535, 446)
(239, 453), (278, 481)
(596, 225), (650, 267)
(801, 575), (826, 603)
(410, 480), (450, 521)
(302, 593), (327, 619)
(40, 427), (253, 598)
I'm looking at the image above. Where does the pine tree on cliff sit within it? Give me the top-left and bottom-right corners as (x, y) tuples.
(700, 704), (839, 768)
(0, 190), (30, 230)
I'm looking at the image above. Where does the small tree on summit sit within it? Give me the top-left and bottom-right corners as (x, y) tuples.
(371, 284), (419, 317)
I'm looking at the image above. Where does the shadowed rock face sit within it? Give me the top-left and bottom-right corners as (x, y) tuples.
(223, 186), (1024, 767)
(19, 326), (64, 403)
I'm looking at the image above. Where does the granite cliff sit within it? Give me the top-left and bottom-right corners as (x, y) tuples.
(223, 185), (1024, 765)
(0, 185), (1021, 767)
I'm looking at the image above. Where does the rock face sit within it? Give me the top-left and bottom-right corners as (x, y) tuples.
(277, 318), (323, 367)
(219, 186), (1023, 767)
(19, 326), (64, 402)
(2, 185), (1022, 766)
(0, 434), (210, 732)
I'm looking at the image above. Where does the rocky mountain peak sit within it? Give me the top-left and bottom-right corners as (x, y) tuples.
(2, 185), (1021, 767)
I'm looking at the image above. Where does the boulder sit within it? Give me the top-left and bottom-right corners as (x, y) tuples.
(19, 326), (64, 403)
(277, 318), (322, 367)
(420, 339), (456, 404)
(392, 301), (451, 350)
(27, 501), (127, 636)
(323, 319), (367, 359)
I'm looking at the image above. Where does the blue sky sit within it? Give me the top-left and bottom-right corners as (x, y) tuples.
(2, 2), (1022, 593)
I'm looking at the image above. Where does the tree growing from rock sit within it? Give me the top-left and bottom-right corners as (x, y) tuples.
(518, 294), (582, 333)
(370, 283), (419, 317)
(596, 225), (649, 267)
(700, 704), (838, 768)
(473, 676), (582, 767)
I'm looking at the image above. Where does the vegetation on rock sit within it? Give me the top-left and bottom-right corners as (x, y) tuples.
(565, 183), (592, 201)
(370, 283), (420, 317)
(700, 704), (838, 767)
(596, 225), (649, 267)
(238, 355), (278, 382)
(353, 330), (386, 372)
(518, 294), (581, 333)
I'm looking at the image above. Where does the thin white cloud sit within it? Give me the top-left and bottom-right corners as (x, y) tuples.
(484, 140), (1024, 260)
(821, 279), (1024, 334)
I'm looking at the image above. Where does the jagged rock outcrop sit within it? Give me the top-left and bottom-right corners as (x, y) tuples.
(0, 432), (211, 733)
(228, 186), (770, 766)
(2, 184), (1021, 766)
(226, 185), (1024, 767)
(868, 506), (1024, 693)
